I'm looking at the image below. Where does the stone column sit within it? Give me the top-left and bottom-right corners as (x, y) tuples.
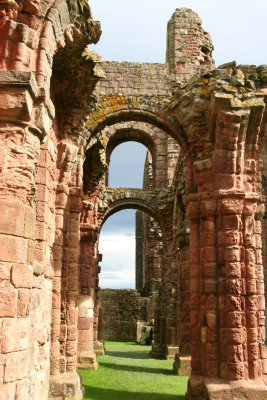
(49, 150), (85, 399)
(186, 106), (267, 399)
(93, 295), (105, 356)
(136, 210), (145, 291)
(186, 194), (202, 379)
(151, 216), (179, 360)
(0, 71), (52, 399)
(173, 226), (191, 376)
(77, 226), (98, 370)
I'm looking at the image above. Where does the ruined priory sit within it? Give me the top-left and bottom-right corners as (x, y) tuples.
(0, 1), (266, 399)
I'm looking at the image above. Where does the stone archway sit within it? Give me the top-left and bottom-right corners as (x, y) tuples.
(104, 122), (157, 185)
(88, 97), (189, 156)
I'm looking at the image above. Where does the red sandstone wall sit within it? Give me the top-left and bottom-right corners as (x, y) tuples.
(0, 1), (101, 399)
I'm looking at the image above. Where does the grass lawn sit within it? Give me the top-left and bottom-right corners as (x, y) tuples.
(79, 341), (188, 400)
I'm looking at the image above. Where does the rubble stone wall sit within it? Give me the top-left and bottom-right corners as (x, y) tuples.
(99, 62), (171, 96)
(99, 289), (152, 341)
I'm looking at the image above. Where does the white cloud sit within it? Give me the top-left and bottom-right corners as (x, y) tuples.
(99, 233), (136, 288)
(100, 268), (135, 289)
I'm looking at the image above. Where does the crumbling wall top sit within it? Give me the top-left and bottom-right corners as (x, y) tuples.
(167, 7), (214, 85)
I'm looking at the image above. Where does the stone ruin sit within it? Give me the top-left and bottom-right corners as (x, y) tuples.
(0, 1), (266, 399)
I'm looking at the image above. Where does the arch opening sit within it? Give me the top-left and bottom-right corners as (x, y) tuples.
(99, 210), (137, 289)
(87, 109), (194, 193)
(107, 142), (150, 189)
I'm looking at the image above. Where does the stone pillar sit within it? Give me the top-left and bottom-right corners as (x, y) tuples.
(0, 71), (52, 399)
(49, 186), (84, 400)
(151, 218), (179, 360)
(261, 138), (267, 345)
(173, 225), (191, 376)
(77, 226), (98, 370)
(136, 210), (145, 291)
(93, 297), (105, 356)
(49, 139), (85, 400)
(186, 107), (267, 399)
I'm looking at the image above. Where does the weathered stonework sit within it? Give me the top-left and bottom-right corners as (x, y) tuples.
(99, 289), (153, 342)
(0, 2), (266, 400)
(0, 1), (102, 399)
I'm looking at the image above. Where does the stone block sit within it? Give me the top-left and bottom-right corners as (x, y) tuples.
(2, 318), (29, 353)
(48, 372), (84, 399)
(227, 362), (245, 380)
(0, 235), (28, 263)
(0, 354), (4, 384)
(78, 317), (91, 330)
(4, 350), (28, 383)
(0, 288), (16, 317)
(35, 221), (47, 241)
(66, 341), (77, 357)
(36, 184), (50, 203)
(78, 329), (93, 343)
(11, 264), (32, 288)
(67, 326), (76, 341)
(0, 201), (25, 237)
(36, 167), (50, 186)
(78, 295), (94, 309)
(0, 87), (33, 121)
(17, 289), (31, 317)
(16, 379), (30, 400)
(77, 352), (98, 370)
(0, 383), (16, 400)
(66, 310), (77, 326)
(37, 328), (48, 345)
(0, 263), (10, 283)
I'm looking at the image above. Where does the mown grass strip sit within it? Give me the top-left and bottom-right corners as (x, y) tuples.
(79, 341), (188, 400)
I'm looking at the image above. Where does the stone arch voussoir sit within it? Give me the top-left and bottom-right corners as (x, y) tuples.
(98, 188), (167, 230)
(104, 121), (161, 163)
(87, 95), (187, 150)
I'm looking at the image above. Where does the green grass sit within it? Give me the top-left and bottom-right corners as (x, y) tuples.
(79, 341), (188, 400)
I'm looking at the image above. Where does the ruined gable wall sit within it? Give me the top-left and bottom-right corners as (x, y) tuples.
(99, 62), (171, 96)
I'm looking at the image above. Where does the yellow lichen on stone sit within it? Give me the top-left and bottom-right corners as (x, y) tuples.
(198, 86), (210, 99)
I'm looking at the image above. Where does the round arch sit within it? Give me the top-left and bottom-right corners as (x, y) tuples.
(104, 121), (160, 188)
(100, 198), (161, 231)
(86, 97), (187, 154)
(106, 125), (157, 164)
(86, 104), (194, 192)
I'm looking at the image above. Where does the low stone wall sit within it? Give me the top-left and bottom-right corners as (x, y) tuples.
(99, 289), (152, 342)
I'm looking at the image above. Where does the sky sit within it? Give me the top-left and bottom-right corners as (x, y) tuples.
(92, 0), (267, 289)
(90, 0), (267, 66)
(99, 142), (147, 289)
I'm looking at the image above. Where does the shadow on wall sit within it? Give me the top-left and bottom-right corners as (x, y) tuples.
(82, 386), (184, 400)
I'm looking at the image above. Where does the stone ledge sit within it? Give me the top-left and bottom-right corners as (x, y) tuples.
(77, 351), (98, 370)
(173, 354), (191, 376)
(166, 345), (179, 360)
(48, 372), (84, 400)
(0, 71), (38, 98)
(186, 375), (267, 400)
